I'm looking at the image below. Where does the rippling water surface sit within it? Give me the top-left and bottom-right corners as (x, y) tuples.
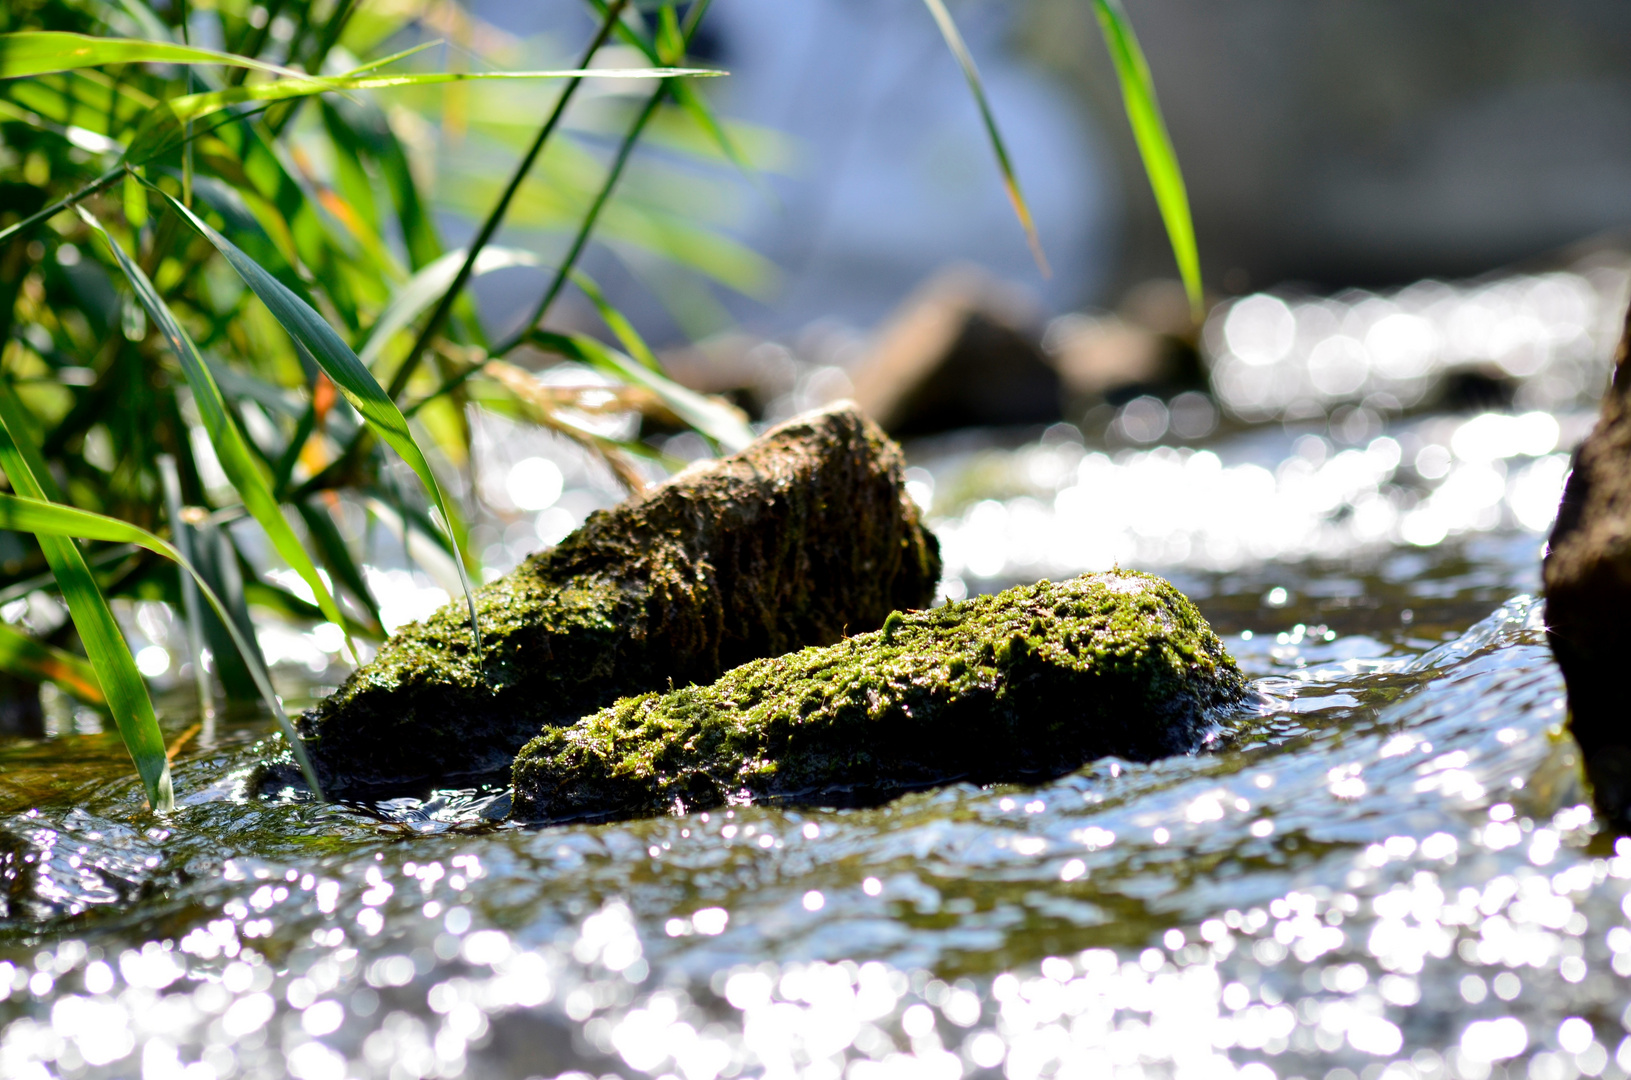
(1, 409), (1627, 1080)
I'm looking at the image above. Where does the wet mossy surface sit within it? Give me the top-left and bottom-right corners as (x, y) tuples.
(291, 403), (941, 797)
(509, 570), (1249, 824)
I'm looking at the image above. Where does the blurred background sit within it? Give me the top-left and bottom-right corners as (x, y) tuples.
(434, 0), (1631, 448)
(462, 0), (1631, 339)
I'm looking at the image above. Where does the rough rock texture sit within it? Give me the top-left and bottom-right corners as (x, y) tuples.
(295, 402), (941, 797)
(1544, 298), (1631, 827)
(510, 570), (1248, 824)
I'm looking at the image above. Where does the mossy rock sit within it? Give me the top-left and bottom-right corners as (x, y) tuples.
(510, 570), (1248, 824)
(292, 402), (941, 797)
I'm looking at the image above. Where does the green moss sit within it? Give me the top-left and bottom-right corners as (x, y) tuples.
(286, 403), (941, 797)
(510, 570), (1248, 824)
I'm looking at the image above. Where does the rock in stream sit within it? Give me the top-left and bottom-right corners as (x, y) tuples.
(292, 402), (941, 797)
(510, 570), (1249, 824)
(1544, 296), (1631, 827)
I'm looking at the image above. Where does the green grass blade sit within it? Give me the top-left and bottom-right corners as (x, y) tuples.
(570, 269), (663, 373)
(157, 454), (213, 722)
(0, 383), (173, 812)
(530, 329), (753, 452)
(78, 203), (360, 665)
(294, 499), (384, 634)
(150, 186), (485, 661)
(0, 31), (299, 80)
(380, 0), (631, 403)
(0, 621), (106, 708)
(1091, 0), (1202, 318)
(159, 67), (722, 125)
(0, 488), (324, 797)
(0, 168), (121, 247)
(918, 0), (1050, 277)
(586, 0), (759, 190)
(670, 81), (763, 190)
(359, 246), (541, 369)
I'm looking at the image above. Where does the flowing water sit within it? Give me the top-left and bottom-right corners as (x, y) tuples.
(4, 392), (1630, 1080)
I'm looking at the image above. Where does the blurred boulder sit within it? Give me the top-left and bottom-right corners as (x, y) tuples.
(657, 333), (800, 421)
(850, 267), (1060, 436)
(1042, 279), (1207, 417)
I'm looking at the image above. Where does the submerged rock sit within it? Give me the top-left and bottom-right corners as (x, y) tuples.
(1544, 299), (1631, 827)
(295, 402), (941, 797)
(510, 570), (1248, 824)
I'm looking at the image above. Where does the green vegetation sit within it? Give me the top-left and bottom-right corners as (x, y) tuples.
(0, 0), (1197, 811)
(511, 570), (1247, 824)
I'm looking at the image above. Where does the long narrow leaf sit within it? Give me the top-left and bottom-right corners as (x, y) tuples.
(0, 31), (300, 80)
(571, 269), (663, 373)
(1091, 0), (1202, 318)
(586, 0), (758, 189)
(155, 67), (722, 127)
(0, 490), (324, 797)
(918, 0), (1049, 277)
(380, 0), (632, 403)
(530, 329), (753, 452)
(151, 187), (485, 659)
(0, 383), (173, 812)
(78, 204), (360, 665)
(359, 246), (541, 369)
(0, 621), (105, 708)
(294, 498), (384, 634)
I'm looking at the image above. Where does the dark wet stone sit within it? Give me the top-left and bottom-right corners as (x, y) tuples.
(510, 570), (1248, 825)
(1544, 297), (1631, 828)
(289, 402), (941, 798)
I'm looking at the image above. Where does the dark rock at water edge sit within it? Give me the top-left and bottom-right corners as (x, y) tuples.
(291, 402), (942, 798)
(1544, 297), (1631, 828)
(510, 570), (1249, 825)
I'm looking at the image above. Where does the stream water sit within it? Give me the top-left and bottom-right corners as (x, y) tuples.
(4, 384), (1630, 1080)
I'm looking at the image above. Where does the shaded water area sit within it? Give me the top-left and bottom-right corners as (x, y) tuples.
(2, 407), (1628, 1080)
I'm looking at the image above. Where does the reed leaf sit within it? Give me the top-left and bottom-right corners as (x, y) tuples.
(529, 329), (753, 453)
(0, 382), (174, 812)
(0, 490), (324, 796)
(917, 0), (1049, 277)
(150, 186), (485, 659)
(0, 30), (298, 80)
(570, 270), (663, 373)
(0, 621), (105, 708)
(359, 246), (541, 370)
(77, 204), (360, 664)
(1091, 0), (1202, 318)
(152, 66), (721, 127)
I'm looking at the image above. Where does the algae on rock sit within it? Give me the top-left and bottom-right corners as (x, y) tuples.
(510, 570), (1248, 824)
(294, 402), (941, 797)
